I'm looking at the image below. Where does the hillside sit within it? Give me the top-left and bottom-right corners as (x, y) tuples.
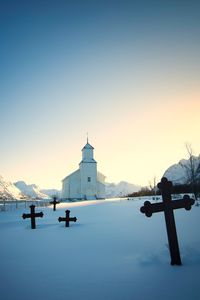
(0, 175), (24, 200)
(105, 181), (140, 198)
(163, 155), (200, 184)
(14, 181), (49, 199)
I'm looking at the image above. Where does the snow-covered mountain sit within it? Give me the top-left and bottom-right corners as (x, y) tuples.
(40, 189), (61, 198)
(14, 181), (49, 199)
(163, 156), (200, 184)
(17, 181), (140, 199)
(0, 175), (24, 200)
(1, 175), (139, 200)
(105, 181), (140, 198)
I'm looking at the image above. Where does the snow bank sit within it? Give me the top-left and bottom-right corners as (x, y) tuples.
(0, 198), (199, 300)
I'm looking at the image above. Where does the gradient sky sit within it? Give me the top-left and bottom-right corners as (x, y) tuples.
(1, 0), (200, 189)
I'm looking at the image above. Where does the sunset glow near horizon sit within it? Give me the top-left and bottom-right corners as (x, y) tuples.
(1, 1), (200, 189)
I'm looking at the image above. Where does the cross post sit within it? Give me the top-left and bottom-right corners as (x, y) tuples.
(140, 177), (194, 265)
(50, 197), (60, 211)
(22, 205), (44, 229)
(58, 210), (77, 227)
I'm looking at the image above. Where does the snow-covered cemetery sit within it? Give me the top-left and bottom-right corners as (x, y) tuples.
(1, 193), (200, 300)
(1, 145), (200, 299)
(1, 1), (200, 300)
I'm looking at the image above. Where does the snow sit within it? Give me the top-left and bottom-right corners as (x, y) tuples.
(0, 175), (22, 199)
(40, 188), (61, 198)
(14, 181), (49, 199)
(0, 198), (200, 300)
(163, 156), (200, 184)
(1, 173), (141, 200)
(0, 175), (50, 200)
(105, 181), (140, 197)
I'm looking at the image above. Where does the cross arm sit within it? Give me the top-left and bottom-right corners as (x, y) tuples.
(140, 201), (165, 217)
(70, 217), (77, 222)
(58, 217), (66, 222)
(22, 213), (31, 219)
(170, 195), (195, 211)
(35, 212), (44, 218)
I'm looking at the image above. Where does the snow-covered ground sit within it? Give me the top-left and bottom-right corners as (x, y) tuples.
(0, 197), (199, 300)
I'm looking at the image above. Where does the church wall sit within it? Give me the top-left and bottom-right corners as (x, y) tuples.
(62, 178), (69, 198)
(80, 162), (97, 199)
(97, 181), (106, 199)
(62, 170), (81, 199)
(62, 141), (106, 200)
(69, 170), (81, 199)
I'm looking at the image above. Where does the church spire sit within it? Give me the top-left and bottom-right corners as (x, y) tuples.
(82, 134), (94, 151)
(80, 135), (96, 164)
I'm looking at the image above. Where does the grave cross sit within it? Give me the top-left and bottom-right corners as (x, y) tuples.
(22, 205), (44, 229)
(140, 177), (194, 265)
(50, 197), (60, 211)
(58, 210), (77, 227)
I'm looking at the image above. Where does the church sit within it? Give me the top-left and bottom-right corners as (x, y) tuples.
(62, 139), (106, 200)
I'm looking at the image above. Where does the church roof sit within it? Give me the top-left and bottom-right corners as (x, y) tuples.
(62, 169), (79, 181)
(82, 142), (94, 150)
(79, 158), (97, 164)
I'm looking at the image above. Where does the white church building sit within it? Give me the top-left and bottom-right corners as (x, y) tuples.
(62, 139), (106, 200)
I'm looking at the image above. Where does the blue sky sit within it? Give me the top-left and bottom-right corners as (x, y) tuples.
(1, 0), (200, 188)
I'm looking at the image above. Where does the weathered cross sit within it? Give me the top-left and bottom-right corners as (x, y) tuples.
(50, 196), (60, 211)
(140, 177), (195, 265)
(22, 205), (44, 229)
(58, 210), (77, 227)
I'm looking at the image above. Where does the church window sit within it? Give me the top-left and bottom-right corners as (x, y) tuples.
(88, 177), (91, 182)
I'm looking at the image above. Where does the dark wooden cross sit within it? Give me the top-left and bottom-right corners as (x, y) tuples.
(58, 210), (77, 227)
(140, 177), (195, 265)
(22, 205), (44, 229)
(50, 196), (60, 211)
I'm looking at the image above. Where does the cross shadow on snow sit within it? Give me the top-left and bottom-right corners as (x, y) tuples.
(133, 253), (169, 267)
(56, 222), (83, 229)
(125, 244), (200, 267)
(123, 247), (169, 267)
(22, 221), (84, 230)
(36, 223), (59, 229)
(22, 222), (61, 230)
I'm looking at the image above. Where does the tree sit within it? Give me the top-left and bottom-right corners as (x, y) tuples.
(149, 176), (157, 197)
(180, 143), (200, 203)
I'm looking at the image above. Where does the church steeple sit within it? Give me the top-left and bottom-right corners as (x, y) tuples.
(80, 137), (96, 163)
(62, 138), (105, 200)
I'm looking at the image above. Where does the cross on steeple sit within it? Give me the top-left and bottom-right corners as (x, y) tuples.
(140, 177), (195, 265)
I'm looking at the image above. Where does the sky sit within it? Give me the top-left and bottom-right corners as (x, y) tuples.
(0, 0), (200, 189)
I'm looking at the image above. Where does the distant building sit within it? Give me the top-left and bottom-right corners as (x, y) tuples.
(62, 139), (106, 200)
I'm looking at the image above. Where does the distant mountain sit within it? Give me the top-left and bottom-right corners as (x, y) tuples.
(163, 156), (200, 185)
(40, 189), (61, 198)
(14, 181), (49, 199)
(0, 176), (139, 200)
(43, 182), (138, 199)
(0, 175), (24, 200)
(105, 181), (140, 198)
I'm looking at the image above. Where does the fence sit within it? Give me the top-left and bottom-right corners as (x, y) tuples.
(0, 199), (51, 212)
